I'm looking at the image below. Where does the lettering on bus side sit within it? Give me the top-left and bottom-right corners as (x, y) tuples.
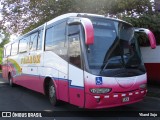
(21, 55), (41, 64)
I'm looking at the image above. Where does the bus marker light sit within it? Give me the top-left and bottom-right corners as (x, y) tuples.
(135, 92), (139, 95)
(129, 93), (133, 96)
(113, 95), (118, 98)
(121, 94), (126, 97)
(94, 96), (100, 99)
(104, 95), (109, 98)
(141, 91), (144, 93)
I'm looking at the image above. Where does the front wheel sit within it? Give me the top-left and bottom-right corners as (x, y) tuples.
(48, 80), (58, 106)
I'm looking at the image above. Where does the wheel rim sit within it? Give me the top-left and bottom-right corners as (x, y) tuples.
(49, 85), (55, 98)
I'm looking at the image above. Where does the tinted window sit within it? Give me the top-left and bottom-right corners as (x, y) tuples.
(11, 42), (18, 55)
(45, 22), (67, 60)
(45, 27), (53, 50)
(6, 45), (11, 56)
(19, 36), (29, 53)
(29, 32), (38, 51)
(37, 30), (43, 50)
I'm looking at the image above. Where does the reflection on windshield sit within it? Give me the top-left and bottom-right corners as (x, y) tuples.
(86, 18), (145, 77)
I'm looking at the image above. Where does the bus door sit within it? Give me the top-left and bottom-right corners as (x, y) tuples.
(68, 24), (85, 107)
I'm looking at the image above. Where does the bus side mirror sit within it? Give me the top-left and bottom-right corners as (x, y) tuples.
(68, 18), (94, 45)
(135, 28), (156, 49)
(81, 18), (94, 45)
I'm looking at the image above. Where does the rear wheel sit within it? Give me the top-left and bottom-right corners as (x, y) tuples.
(48, 80), (58, 106)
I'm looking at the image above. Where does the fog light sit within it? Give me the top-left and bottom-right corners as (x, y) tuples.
(139, 84), (147, 89)
(90, 88), (111, 94)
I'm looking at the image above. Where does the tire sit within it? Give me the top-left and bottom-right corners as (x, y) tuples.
(48, 80), (58, 106)
(8, 74), (15, 87)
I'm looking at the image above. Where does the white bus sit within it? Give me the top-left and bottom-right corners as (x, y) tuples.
(2, 13), (156, 109)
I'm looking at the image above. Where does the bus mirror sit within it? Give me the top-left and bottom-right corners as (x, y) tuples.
(81, 18), (94, 45)
(68, 18), (94, 45)
(135, 28), (156, 49)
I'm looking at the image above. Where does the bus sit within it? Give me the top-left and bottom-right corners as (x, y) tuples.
(2, 13), (156, 109)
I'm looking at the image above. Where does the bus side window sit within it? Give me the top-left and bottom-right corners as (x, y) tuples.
(19, 36), (29, 53)
(11, 42), (18, 56)
(37, 30), (43, 50)
(68, 25), (82, 69)
(45, 27), (54, 51)
(29, 32), (38, 51)
(6, 45), (11, 57)
(52, 22), (67, 60)
(45, 21), (67, 60)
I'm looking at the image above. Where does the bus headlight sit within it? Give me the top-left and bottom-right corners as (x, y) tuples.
(139, 84), (147, 89)
(90, 88), (111, 94)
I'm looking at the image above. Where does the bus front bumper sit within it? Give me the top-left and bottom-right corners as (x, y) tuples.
(85, 89), (147, 109)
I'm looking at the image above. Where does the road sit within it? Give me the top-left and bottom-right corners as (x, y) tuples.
(0, 74), (160, 120)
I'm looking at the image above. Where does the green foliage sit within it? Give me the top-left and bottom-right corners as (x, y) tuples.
(0, 31), (10, 64)
(123, 13), (160, 45)
(1, 0), (154, 34)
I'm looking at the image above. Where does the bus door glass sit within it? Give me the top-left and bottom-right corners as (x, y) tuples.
(68, 24), (85, 107)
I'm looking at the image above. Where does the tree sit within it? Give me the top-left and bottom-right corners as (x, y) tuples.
(0, 0), (156, 35)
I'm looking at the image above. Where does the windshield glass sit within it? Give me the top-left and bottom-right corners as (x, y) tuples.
(86, 18), (145, 77)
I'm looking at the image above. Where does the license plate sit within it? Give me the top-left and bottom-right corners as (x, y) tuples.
(122, 97), (129, 102)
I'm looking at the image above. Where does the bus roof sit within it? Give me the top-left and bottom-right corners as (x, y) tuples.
(47, 13), (131, 26)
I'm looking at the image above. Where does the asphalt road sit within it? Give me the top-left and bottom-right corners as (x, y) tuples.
(0, 74), (160, 120)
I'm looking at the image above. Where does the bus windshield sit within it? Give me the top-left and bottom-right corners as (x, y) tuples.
(86, 18), (146, 77)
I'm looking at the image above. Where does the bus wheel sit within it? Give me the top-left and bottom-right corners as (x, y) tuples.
(48, 80), (58, 106)
(8, 74), (15, 87)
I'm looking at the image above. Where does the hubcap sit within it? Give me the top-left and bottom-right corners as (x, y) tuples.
(49, 85), (55, 98)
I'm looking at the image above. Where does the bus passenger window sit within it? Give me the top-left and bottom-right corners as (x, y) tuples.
(6, 45), (11, 56)
(37, 30), (43, 50)
(30, 32), (38, 51)
(19, 37), (29, 53)
(11, 42), (18, 55)
(45, 22), (67, 60)
(45, 27), (54, 51)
